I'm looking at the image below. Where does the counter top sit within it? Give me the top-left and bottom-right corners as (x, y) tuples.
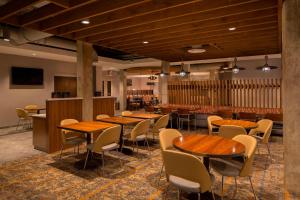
(31, 114), (46, 118)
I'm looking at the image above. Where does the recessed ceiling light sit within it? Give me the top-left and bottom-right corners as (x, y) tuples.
(143, 41), (149, 44)
(81, 19), (90, 25)
(187, 48), (206, 54)
(3, 38), (10, 42)
(32, 53), (36, 56)
(228, 27), (236, 31)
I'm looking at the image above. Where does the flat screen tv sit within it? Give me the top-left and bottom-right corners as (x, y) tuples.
(11, 67), (44, 85)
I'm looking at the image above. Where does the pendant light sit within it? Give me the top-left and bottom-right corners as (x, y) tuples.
(256, 55), (278, 72)
(176, 63), (190, 77)
(231, 57), (245, 74)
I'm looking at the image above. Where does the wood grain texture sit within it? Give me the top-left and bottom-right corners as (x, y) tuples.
(127, 113), (162, 119)
(211, 119), (258, 129)
(97, 116), (142, 125)
(93, 97), (115, 120)
(173, 134), (245, 158)
(47, 99), (82, 153)
(32, 116), (48, 152)
(57, 121), (116, 133)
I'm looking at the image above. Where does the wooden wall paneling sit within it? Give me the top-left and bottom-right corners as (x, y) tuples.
(93, 97), (115, 119)
(47, 98), (82, 153)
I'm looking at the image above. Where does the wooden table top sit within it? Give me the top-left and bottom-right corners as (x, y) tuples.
(173, 134), (245, 158)
(57, 121), (116, 133)
(127, 113), (162, 119)
(211, 119), (258, 129)
(25, 107), (46, 111)
(97, 116), (142, 125)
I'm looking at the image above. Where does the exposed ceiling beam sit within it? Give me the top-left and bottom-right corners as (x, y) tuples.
(54, 0), (199, 36)
(48, 0), (70, 8)
(39, 0), (148, 31)
(0, 0), (41, 20)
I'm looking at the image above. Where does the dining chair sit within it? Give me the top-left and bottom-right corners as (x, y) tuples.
(96, 114), (110, 120)
(59, 119), (86, 159)
(151, 114), (169, 140)
(219, 125), (247, 139)
(177, 108), (194, 131)
(210, 135), (257, 199)
(265, 113), (283, 137)
(123, 119), (151, 156)
(163, 150), (215, 200)
(121, 110), (133, 116)
(84, 125), (122, 173)
(158, 129), (182, 186)
(207, 115), (223, 135)
(249, 119), (273, 160)
(25, 104), (38, 115)
(15, 108), (31, 130)
(161, 107), (175, 128)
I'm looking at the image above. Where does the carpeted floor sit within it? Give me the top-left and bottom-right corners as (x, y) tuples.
(0, 132), (295, 200)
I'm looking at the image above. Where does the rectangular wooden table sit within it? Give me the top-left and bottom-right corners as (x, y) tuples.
(127, 113), (162, 119)
(97, 116), (143, 154)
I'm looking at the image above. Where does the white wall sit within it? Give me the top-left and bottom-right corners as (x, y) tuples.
(127, 77), (159, 95)
(0, 53), (76, 127)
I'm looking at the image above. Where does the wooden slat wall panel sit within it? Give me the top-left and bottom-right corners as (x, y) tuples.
(93, 97), (116, 119)
(167, 78), (282, 108)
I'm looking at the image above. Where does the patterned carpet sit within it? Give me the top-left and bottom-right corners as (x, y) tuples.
(0, 133), (295, 200)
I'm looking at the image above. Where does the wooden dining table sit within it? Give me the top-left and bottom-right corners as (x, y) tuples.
(211, 119), (258, 129)
(97, 116), (143, 154)
(173, 134), (245, 169)
(126, 113), (162, 119)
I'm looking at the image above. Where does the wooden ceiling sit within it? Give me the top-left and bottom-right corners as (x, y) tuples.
(0, 0), (281, 62)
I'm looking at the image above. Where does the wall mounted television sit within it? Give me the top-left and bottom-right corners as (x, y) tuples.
(11, 67), (44, 85)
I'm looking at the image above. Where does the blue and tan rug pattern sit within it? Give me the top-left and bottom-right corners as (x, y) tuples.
(0, 135), (297, 200)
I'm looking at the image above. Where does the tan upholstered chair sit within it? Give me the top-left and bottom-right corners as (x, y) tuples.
(123, 119), (151, 155)
(96, 114), (110, 120)
(207, 115), (223, 135)
(163, 150), (215, 200)
(151, 114), (169, 140)
(210, 135), (257, 199)
(158, 129), (183, 185)
(25, 104), (38, 114)
(219, 125), (247, 139)
(60, 119), (86, 159)
(84, 125), (122, 171)
(121, 110), (133, 116)
(249, 119), (273, 158)
(16, 108), (31, 130)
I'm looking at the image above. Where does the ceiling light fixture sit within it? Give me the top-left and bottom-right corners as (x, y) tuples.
(3, 27), (10, 42)
(229, 27), (236, 31)
(187, 48), (206, 54)
(81, 19), (90, 25)
(32, 53), (36, 56)
(231, 57), (245, 74)
(143, 41), (149, 44)
(256, 55), (278, 72)
(176, 63), (190, 77)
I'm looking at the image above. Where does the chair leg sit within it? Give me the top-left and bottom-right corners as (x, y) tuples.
(164, 184), (170, 199)
(101, 152), (105, 169)
(177, 189), (180, 200)
(157, 163), (164, 186)
(233, 177), (238, 198)
(197, 192), (200, 200)
(211, 187), (216, 200)
(59, 144), (64, 159)
(266, 143), (271, 161)
(145, 138), (151, 155)
(77, 144), (80, 155)
(16, 119), (20, 130)
(83, 150), (90, 169)
(248, 176), (257, 199)
(221, 175), (224, 200)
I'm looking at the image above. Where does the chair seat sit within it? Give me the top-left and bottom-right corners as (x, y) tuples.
(169, 173), (215, 193)
(65, 137), (86, 145)
(135, 134), (147, 141)
(87, 142), (119, 152)
(210, 158), (244, 177)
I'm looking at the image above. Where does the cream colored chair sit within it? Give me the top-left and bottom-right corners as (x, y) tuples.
(249, 119), (273, 159)
(219, 125), (247, 139)
(16, 108), (31, 130)
(25, 104), (38, 114)
(84, 125), (122, 171)
(207, 115), (223, 135)
(60, 119), (86, 159)
(163, 150), (215, 200)
(123, 119), (151, 155)
(151, 114), (169, 140)
(210, 135), (257, 199)
(121, 110), (133, 116)
(158, 129), (182, 186)
(96, 114), (110, 120)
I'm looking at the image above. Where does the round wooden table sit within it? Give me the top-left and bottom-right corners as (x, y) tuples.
(211, 119), (258, 129)
(173, 134), (245, 169)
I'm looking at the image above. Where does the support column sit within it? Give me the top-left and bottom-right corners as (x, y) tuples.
(159, 61), (170, 104)
(76, 41), (95, 121)
(95, 65), (103, 95)
(282, 0), (300, 195)
(119, 70), (127, 111)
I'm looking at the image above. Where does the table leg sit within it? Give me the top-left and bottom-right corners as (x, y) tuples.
(203, 157), (210, 170)
(119, 124), (133, 155)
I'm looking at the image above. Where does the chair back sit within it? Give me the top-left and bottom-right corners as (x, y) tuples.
(25, 104), (38, 113)
(207, 115), (223, 135)
(219, 125), (247, 139)
(160, 107), (172, 115)
(60, 119), (79, 143)
(163, 150), (212, 193)
(16, 108), (29, 119)
(249, 119), (273, 143)
(152, 114), (169, 134)
(122, 110), (133, 116)
(177, 108), (190, 115)
(238, 112), (257, 121)
(92, 125), (121, 153)
(130, 119), (151, 141)
(265, 113), (282, 122)
(96, 114), (110, 120)
(159, 129), (182, 150)
(232, 135), (257, 177)
(145, 105), (154, 112)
